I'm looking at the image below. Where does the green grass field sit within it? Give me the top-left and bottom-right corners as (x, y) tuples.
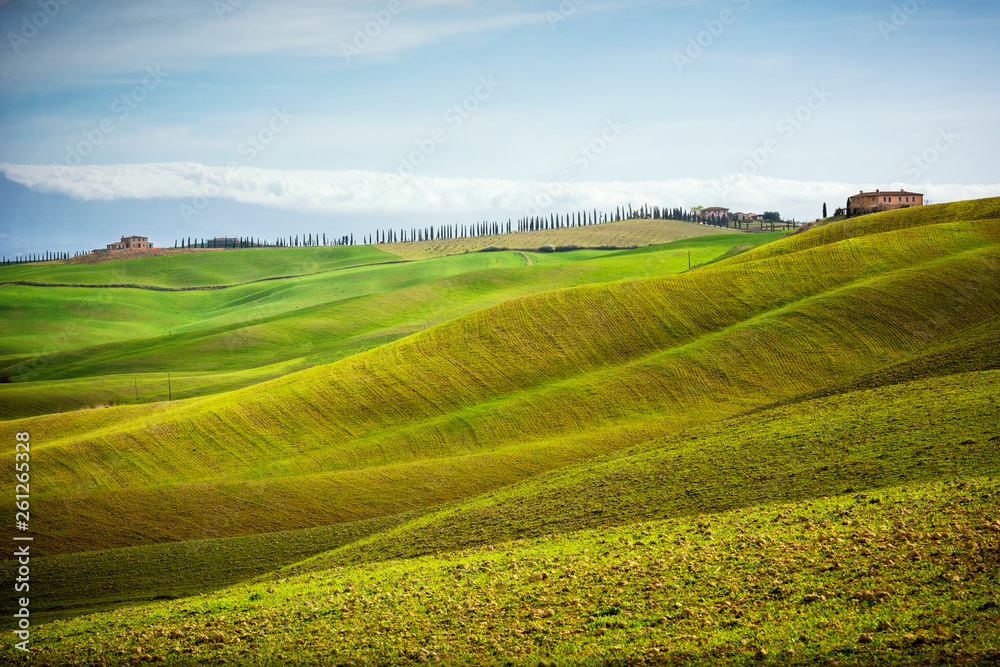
(1, 231), (782, 418)
(12, 476), (999, 666)
(0, 244), (398, 288)
(1, 202), (998, 665)
(2, 511), (420, 624)
(5, 201), (997, 555)
(9, 363), (997, 627)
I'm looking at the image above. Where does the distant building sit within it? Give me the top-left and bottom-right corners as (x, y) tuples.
(846, 190), (923, 217)
(733, 212), (762, 222)
(701, 207), (730, 219)
(105, 235), (152, 251)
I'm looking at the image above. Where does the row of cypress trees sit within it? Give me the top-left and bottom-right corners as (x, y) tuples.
(362, 203), (743, 245)
(2, 250), (89, 265)
(173, 233), (354, 249)
(3, 204), (794, 265)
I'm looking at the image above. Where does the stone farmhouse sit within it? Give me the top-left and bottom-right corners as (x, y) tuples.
(104, 235), (153, 251)
(700, 207), (730, 220)
(847, 189), (923, 217)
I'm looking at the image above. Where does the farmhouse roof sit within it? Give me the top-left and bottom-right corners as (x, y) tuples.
(851, 189), (923, 197)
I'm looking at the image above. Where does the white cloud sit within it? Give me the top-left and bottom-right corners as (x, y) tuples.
(1, 162), (996, 221)
(0, 1), (551, 83)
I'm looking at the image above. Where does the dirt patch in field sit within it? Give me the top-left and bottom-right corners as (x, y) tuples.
(65, 247), (232, 265)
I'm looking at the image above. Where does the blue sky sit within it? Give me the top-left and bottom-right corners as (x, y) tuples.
(1, 0), (998, 254)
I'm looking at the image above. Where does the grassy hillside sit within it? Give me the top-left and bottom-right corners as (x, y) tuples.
(14, 475), (999, 666)
(2, 201), (997, 556)
(0, 361), (305, 421)
(765, 315), (1000, 410)
(0, 218), (734, 285)
(379, 218), (739, 260)
(11, 364), (997, 625)
(1, 234), (780, 418)
(0, 511), (419, 624)
(307, 367), (1000, 570)
(0, 244), (399, 288)
(724, 197), (1000, 268)
(0, 251), (537, 367)
(1, 200), (999, 665)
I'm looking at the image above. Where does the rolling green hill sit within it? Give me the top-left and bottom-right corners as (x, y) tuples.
(1, 232), (782, 418)
(1, 199), (999, 665)
(13, 363), (998, 625)
(3, 199), (997, 557)
(306, 366), (1000, 571)
(0, 244), (399, 288)
(14, 471), (1000, 665)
